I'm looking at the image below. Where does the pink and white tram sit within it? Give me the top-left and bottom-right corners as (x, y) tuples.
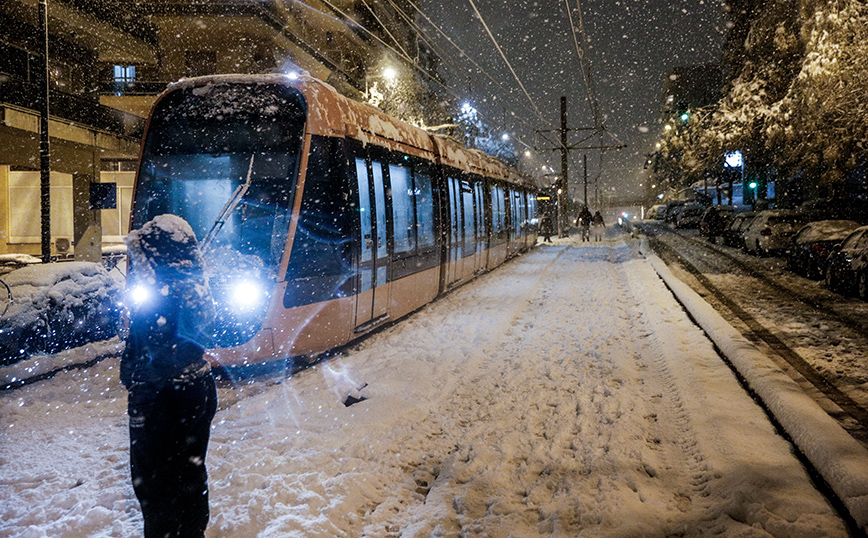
(129, 74), (539, 368)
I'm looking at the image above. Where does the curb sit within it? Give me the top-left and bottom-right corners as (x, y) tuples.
(640, 238), (868, 533)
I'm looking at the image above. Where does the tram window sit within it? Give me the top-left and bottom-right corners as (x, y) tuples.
(492, 186), (505, 233)
(462, 183), (475, 253)
(283, 136), (353, 308)
(134, 83), (305, 279)
(414, 170), (436, 249)
(390, 164), (414, 255)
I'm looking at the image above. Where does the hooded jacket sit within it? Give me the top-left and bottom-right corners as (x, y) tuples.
(121, 215), (216, 398)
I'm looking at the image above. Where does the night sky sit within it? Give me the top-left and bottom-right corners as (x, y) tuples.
(418, 0), (728, 203)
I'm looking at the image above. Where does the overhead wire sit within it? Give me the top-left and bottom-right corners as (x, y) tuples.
(465, 0), (547, 123)
(392, 0), (556, 130)
(380, 0), (554, 154)
(300, 0), (559, 167)
(359, 0), (412, 61)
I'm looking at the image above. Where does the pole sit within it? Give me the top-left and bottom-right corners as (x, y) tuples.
(38, 0), (51, 263)
(583, 154), (588, 207)
(559, 96), (568, 237)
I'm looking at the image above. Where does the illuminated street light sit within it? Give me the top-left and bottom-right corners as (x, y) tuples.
(525, 150), (531, 157)
(383, 67), (397, 81)
(501, 133), (509, 141)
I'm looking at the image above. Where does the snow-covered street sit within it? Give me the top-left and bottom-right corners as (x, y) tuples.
(1, 232), (854, 537)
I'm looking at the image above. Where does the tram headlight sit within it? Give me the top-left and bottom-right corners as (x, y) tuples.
(233, 281), (262, 309)
(128, 285), (152, 307)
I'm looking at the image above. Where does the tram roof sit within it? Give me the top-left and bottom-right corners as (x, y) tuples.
(162, 74), (536, 189)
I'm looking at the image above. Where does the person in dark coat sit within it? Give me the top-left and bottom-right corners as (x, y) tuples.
(592, 210), (606, 242)
(578, 206), (593, 242)
(540, 212), (554, 242)
(121, 214), (218, 538)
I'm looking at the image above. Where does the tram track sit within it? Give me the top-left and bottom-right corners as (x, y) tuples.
(638, 223), (868, 443)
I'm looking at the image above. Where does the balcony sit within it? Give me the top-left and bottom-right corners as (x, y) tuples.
(0, 75), (145, 139)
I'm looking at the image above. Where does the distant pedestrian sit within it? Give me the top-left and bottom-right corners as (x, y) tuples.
(121, 214), (218, 538)
(540, 212), (554, 243)
(592, 210), (606, 242)
(578, 206), (593, 242)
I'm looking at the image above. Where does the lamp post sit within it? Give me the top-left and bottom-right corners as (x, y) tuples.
(38, 0), (51, 263)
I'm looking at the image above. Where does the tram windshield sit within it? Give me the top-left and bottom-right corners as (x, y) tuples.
(133, 82), (306, 281)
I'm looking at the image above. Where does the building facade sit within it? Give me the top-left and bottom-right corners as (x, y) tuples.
(1, 0), (435, 257)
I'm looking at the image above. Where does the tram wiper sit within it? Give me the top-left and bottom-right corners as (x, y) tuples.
(201, 154), (254, 252)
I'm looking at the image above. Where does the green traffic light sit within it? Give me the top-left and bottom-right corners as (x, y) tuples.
(680, 112), (689, 122)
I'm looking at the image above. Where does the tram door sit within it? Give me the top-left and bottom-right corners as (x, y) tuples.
(354, 158), (390, 330)
(446, 175), (463, 286)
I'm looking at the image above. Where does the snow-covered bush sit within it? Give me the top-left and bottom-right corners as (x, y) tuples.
(0, 262), (124, 364)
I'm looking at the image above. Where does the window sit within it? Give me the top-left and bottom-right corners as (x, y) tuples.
(284, 136), (353, 308)
(389, 164), (414, 254)
(462, 181), (476, 252)
(492, 185), (505, 233)
(113, 65), (136, 82)
(414, 169), (436, 249)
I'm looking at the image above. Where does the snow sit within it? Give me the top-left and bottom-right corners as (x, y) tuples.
(640, 239), (868, 530)
(793, 221), (862, 244)
(0, 263), (124, 369)
(1, 230), (860, 537)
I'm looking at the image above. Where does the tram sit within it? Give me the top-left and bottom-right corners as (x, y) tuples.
(129, 74), (539, 367)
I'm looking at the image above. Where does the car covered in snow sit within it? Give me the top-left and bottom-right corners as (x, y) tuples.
(722, 212), (756, 249)
(699, 205), (735, 241)
(674, 202), (706, 229)
(742, 210), (815, 256)
(824, 225), (868, 299)
(0, 262), (124, 364)
(786, 220), (861, 279)
(648, 204), (667, 220)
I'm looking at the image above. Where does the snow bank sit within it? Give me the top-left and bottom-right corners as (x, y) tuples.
(640, 239), (868, 531)
(0, 263), (124, 366)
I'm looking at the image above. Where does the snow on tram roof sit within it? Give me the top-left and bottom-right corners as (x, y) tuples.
(163, 73), (535, 188)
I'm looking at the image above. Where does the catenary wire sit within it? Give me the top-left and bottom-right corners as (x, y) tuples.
(466, 0), (547, 123)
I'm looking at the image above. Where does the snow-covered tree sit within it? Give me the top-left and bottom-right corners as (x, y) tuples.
(766, 0), (868, 192)
(454, 103), (518, 166)
(699, 0), (803, 182)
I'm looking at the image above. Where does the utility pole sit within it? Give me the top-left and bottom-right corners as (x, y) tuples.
(536, 96), (624, 237)
(38, 0), (51, 263)
(583, 154), (588, 207)
(558, 97), (568, 237)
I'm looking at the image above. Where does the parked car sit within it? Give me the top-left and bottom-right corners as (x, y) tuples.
(0, 262), (123, 365)
(742, 210), (815, 256)
(664, 201), (686, 225)
(699, 205), (735, 241)
(674, 202), (706, 229)
(722, 212), (756, 249)
(786, 220), (861, 279)
(647, 204), (666, 220)
(824, 225), (868, 298)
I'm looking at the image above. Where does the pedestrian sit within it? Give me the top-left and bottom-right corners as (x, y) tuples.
(578, 206), (592, 242)
(121, 214), (218, 538)
(592, 210), (606, 242)
(540, 212), (554, 243)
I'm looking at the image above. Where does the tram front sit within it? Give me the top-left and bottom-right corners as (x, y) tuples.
(129, 77), (306, 351)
